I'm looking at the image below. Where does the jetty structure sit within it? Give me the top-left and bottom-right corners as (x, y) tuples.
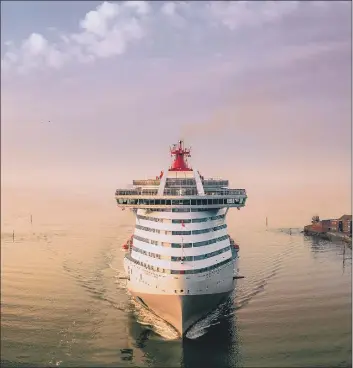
(115, 140), (247, 337)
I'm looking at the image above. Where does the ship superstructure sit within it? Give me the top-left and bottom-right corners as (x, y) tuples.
(115, 140), (247, 336)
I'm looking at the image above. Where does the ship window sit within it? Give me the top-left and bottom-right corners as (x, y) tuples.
(197, 200), (202, 205)
(183, 200), (190, 205)
(191, 200), (196, 205)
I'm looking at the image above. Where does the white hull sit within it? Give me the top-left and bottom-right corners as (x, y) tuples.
(124, 255), (238, 336)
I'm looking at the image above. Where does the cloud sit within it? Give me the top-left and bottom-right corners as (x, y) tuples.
(160, 1), (190, 16)
(206, 1), (299, 30)
(123, 1), (151, 15)
(1, 51), (18, 70)
(161, 2), (177, 16)
(79, 1), (120, 36)
(1, 32), (68, 73)
(1, 0), (349, 74)
(70, 1), (146, 59)
(160, 1), (190, 28)
(1, 1), (150, 73)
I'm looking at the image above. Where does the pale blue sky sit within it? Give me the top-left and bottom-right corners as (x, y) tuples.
(1, 1), (351, 225)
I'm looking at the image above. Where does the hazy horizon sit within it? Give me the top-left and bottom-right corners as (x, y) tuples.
(1, 1), (351, 228)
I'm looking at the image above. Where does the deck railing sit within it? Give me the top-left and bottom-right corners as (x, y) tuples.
(202, 179), (229, 187)
(131, 178), (229, 187)
(115, 188), (246, 196)
(132, 179), (160, 186)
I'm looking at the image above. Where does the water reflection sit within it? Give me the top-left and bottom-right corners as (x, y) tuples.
(125, 296), (242, 368)
(306, 235), (352, 274)
(307, 235), (347, 254)
(127, 308), (183, 367)
(182, 313), (242, 368)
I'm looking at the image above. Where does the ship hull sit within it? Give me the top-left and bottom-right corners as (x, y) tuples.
(122, 207), (239, 337)
(125, 254), (238, 337)
(131, 290), (232, 336)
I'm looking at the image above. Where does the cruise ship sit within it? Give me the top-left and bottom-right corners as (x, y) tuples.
(115, 140), (247, 337)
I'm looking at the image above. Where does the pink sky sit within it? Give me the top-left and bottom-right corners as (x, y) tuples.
(1, 1), (351, 228)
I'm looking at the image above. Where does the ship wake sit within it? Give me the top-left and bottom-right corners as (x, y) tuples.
(130, 297), (180, 340)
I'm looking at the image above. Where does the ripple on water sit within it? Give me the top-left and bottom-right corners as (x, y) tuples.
(1, 220), (351, 368)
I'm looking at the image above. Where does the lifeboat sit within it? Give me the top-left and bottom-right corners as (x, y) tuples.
(229, 237), (239, 250)
(122, 237), (133, 251)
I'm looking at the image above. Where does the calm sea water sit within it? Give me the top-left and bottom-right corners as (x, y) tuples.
(1, 196), (351, 367)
